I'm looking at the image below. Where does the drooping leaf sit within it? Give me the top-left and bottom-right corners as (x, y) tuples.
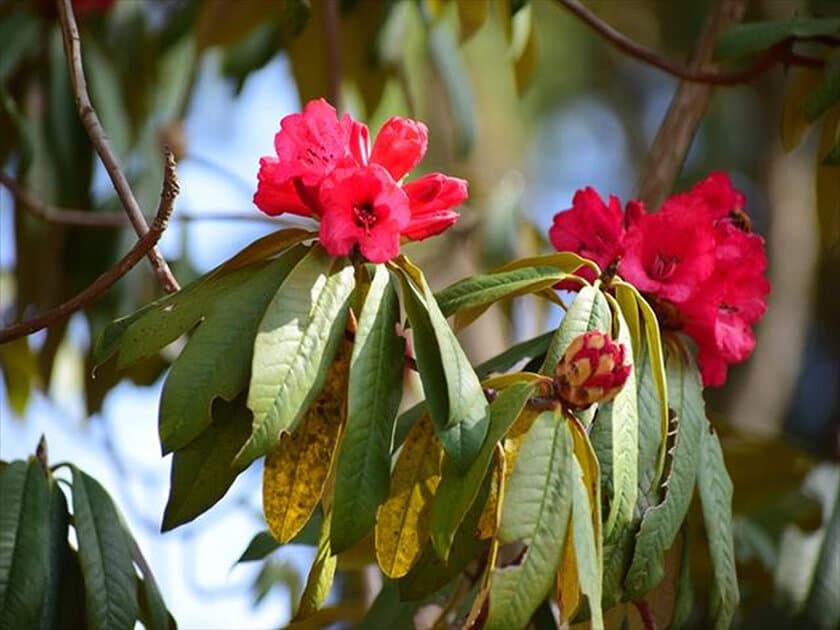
(556, 526), (580, 625)
(375, 415), (443, 579)
(240, 247), (354, 467)
(71, 466), (138, 630)
(570, 455), (604, 630)
(162, 396), (254, 531)
(803, 475), (840, 630)
(697, 430), (739, 630)
(456, 0), (488, 41)
(0, 337), (37, 416)
(539, 284), (611, 375)
(392, 256), (489, 471)
(435, 266), (572, 329)
(781, 69), (827, 150)
(294, 507), (337, 621)
(131, 541), (171, 630)
(486, 410), (574, 630)
(511, 2), (538, 94)
(625, 345), (705, 598)
(237, 514), (323, 564)
(803, 54), (840, 122)
(262, 343), (349, 544)
(160, 246), (307, 454)
(358, 580), (417, 629)
(0, 460), (49, 628)
(430, 382), (534, 560)
(716, 18), (840, 62)
(39, 475), (70, 630)
(331, 265), (405, 554)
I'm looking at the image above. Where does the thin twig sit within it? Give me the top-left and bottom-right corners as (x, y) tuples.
(323, 0), (341, 109)
(557, 0), (823, 88)
(0, 153), (179, 344)
(56, 0), (179, 293)
(0, 172), (284, 227)
(632, 599), (659, 630)
(637, 0), (749, 209)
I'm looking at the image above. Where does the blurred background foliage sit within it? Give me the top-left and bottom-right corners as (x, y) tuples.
(1, 0), (839, 627)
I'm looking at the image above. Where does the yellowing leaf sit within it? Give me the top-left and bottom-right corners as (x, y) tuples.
(556, 527), (580, 624)
(456, 0), (488, 42)
(262, 343), (349, 544)
(781, 69), (825, 151)
(375, 415), (443, 578)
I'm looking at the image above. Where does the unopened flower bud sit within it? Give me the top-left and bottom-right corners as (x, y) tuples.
(554, 331), (631, 409)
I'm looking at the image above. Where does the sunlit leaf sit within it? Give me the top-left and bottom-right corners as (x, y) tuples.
(475, 330), (554, 379)
(393, 256), (489, 471)
(263, 344), (349, 544)
(487, 410), (574, 630)
(570, 455), (604, 630)
(294, 507), (337, 621)
(375, 415), (443, 578)
(332, 265), (404, 554)
(241, 247), (354, 467)
(539, 285), (611, 375)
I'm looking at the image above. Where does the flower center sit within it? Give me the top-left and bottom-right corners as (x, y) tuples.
(353, 202), (377, 233)
(651, 252), (679, 280)
(298, 144), (334, 168)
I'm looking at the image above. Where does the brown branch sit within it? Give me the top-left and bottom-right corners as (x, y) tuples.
(323, 0), (341, 109)
(0, 153), (179, 344)
(558, 0), (824, 87)
(0, 172), (287, 227)
(637, 0), (749, 210)
(56, 0), (179, 293)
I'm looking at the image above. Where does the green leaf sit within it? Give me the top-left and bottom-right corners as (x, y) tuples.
(240, 246), (354, 467)
(392, 257), (490, 471)
(435, 266), (572, 329)
(570, 455), (603, 630)
(237, 514), (323, 563)
(716, 18), (840, 61)
(430, 382), (533, 560)
(602, 295), (638, 540)
(487, 411), (574, 630)
(131, 540), (171, 630)
(540, 284), (611, 375)
(85, 40), (132, 159)
(71, 466), (139, 630)
(803, 54), (840, 122)
(804, 476), (840, 630)
(39, 476), (70, 630)
(54, 545), (87, 630)
(293, 508), (336, 620)
(624, 347), (705, 599)
(162, 396), (253, 531)
(697, 430), (739, 630)
(331, 265), (404, 554)
(475, 330), (554, 379)
(0, 460), (49, 628)
(159, 247), (306, 453)
(359, 580), (417, 630)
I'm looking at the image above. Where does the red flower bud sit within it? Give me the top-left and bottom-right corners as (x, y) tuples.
(554, 331), (631, 409)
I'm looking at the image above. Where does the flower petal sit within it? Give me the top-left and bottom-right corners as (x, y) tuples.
(402, 173), (467, 240)
(253, 157), (313, 217)
(370, 117), (429, 181)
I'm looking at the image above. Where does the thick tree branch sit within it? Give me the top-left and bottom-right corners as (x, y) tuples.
(56, 0), (179, 293)
(558, 0), (823, 88)
(637, 0), (750, 209)
(0, 172), (282, 227)
(323, 0), (341, 109)
(0, 154), (179, 344)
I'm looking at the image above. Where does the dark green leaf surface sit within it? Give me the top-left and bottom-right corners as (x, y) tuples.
(162, 397), (253, 531)
(39, 477), (70, 630)
(332, 265), (404, 554)
(697, 430), (739, 630)
(240, 247), (354, 467)
(716, 18), (840, 61)
(159, 247), (306, 454)
(71, 466), (138, 630)
(475, 330), (554, 379)
(0, 460), (49, 629)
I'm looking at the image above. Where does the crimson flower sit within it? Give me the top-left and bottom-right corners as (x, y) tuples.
(254, 99), (467, 263)
(554, 331), (632, 409)
(548, 172), (769, 387)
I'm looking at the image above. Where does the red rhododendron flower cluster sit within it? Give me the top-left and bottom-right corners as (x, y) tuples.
(254, 99), (467, 263)
(549, 173), (769, 387)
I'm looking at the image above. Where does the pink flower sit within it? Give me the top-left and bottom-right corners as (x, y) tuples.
(319, 165), (410, 263)
(548, 188), (625, 286)
(619, 199), (717, 303)
(254, 99), (467, 261)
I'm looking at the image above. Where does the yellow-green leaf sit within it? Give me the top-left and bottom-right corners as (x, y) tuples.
(294, 506), (337, 620)
(781, 68), (825, 151)
(456, 0), (488, 42)
(375, 415), (443, 578)
(262, 344), (349, 544)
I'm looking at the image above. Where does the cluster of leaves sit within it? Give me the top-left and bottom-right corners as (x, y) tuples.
(91, 226), (741, 628)
(716, 16), (840, 253)
(0, 444), (174, 629)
